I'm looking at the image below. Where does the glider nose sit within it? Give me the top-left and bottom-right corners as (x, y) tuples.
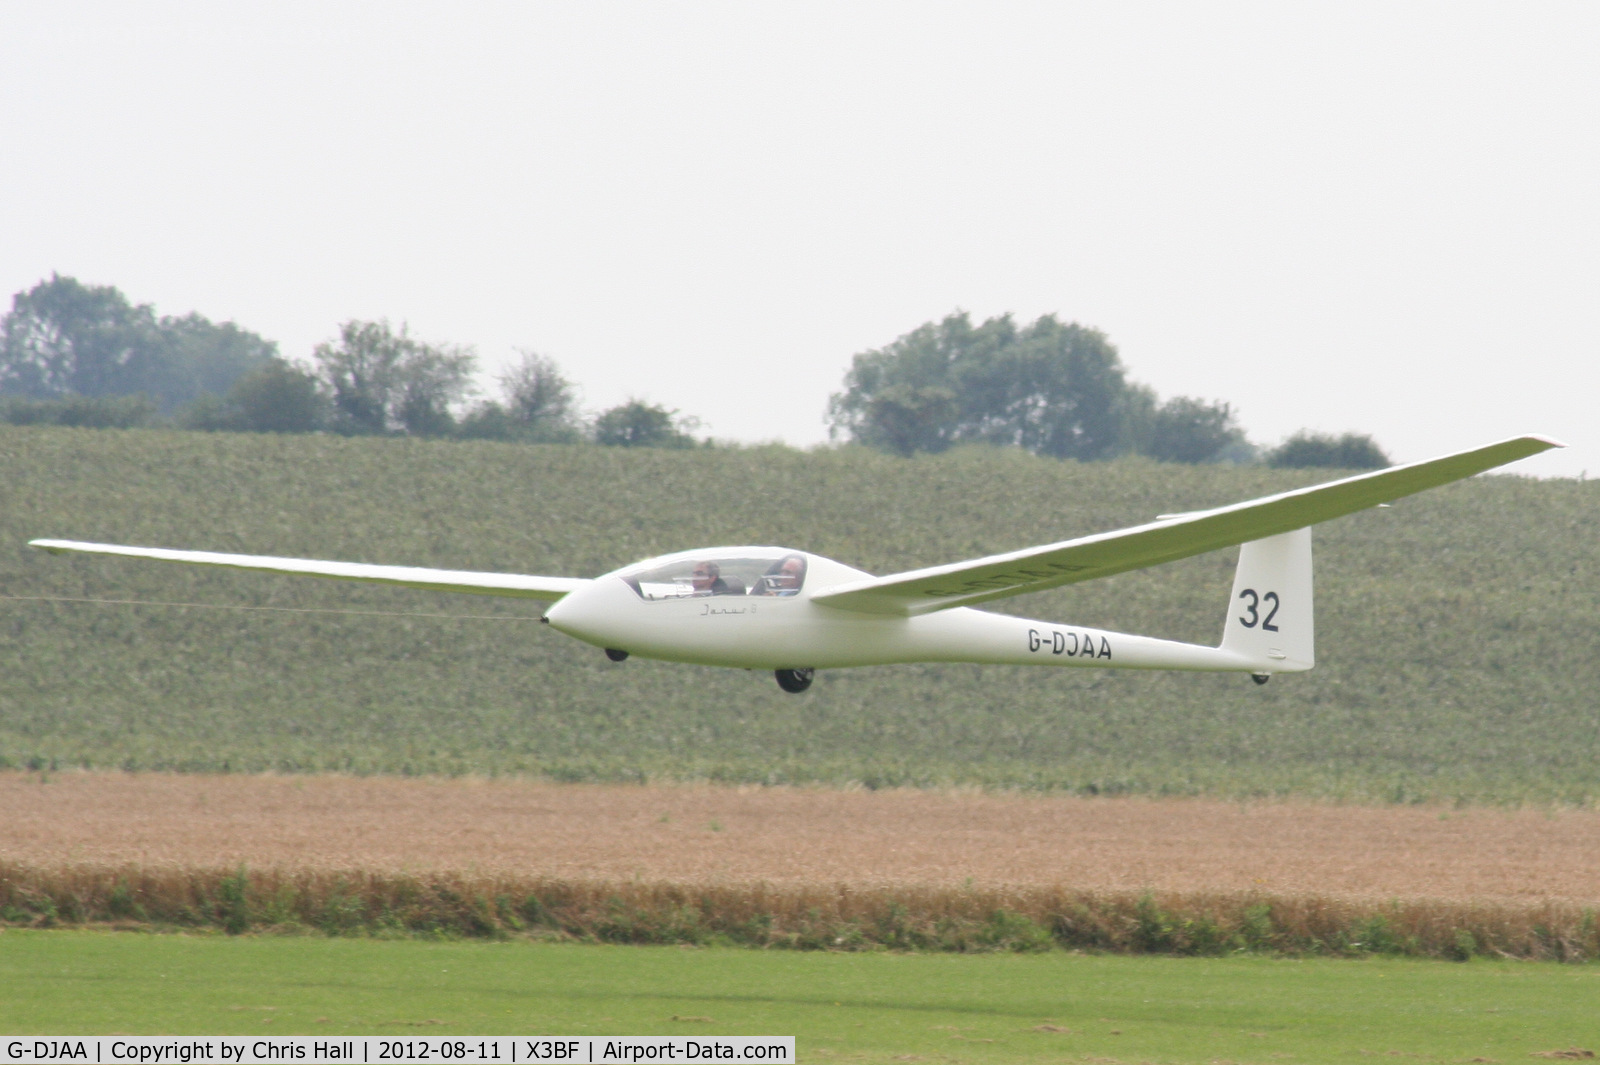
(540, 582), (583, 631)
(542, 575), (628, 649)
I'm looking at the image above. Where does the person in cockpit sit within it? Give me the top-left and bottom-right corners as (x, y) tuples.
(690, 561), (743, 596)
(754, 554), (805, 596)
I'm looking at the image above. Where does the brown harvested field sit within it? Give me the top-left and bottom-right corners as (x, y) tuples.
(3, 771), (1598, 903)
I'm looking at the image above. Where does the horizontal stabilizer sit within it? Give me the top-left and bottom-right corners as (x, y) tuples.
(28, 540), (590, 601)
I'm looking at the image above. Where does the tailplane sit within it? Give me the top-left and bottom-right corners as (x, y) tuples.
(1220, 528), (1314, 673)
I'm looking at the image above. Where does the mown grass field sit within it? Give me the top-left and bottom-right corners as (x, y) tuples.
(3, 931), (1598, 1063)
(2, 426), (1596, 802)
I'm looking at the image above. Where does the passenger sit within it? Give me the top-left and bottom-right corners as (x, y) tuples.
(755, 554), (806, 596)
(690, 561), (732, 596)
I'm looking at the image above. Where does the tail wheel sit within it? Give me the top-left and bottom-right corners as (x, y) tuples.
(774, 667), (814, 693)
(605, 648), (630, 662)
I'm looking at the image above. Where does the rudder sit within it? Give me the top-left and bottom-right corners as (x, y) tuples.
(1220, 528), (1314, 673)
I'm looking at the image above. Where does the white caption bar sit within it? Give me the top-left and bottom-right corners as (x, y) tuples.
(3, 1039), (795, 1065)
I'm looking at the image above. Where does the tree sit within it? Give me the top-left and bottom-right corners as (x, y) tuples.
(458, 351), (583, 443)
(827, 312), (1134, 460)
(154, 313), (277, 409)
(0, 275), (276, 411)
(591, 400), (697, 448)
(176, 358), (328, 434)
(0, 274), (163, 400)
(313, 320), (476, 436)
(226, 358), (328, 433)
(1140, 396), (1247, 464)
(850, 384), (960, 457)
(497, 349), (581, 441)
(1267, 431), (1390, 470)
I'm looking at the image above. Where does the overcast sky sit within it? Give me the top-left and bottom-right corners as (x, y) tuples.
(2, 1), (1594, 476)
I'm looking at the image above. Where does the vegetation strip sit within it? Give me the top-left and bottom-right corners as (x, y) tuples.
(3, 864), (1595, 962)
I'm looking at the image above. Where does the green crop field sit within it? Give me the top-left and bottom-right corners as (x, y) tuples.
(2, 426), (1596, 803)
(2, 931), (1597, 1062)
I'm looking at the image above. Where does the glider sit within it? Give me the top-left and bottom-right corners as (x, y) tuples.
(31, 434), (1560, 693)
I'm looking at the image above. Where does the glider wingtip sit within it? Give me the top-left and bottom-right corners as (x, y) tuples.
(1470, 434), (1565, 461)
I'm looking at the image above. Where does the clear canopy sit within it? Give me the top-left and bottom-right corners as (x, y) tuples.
(618, 550), (808, 601)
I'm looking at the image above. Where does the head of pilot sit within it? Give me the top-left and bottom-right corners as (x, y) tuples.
(770, 554), (805, 590)
(691, 560), (720, 593)
(778, 555), (803, 584)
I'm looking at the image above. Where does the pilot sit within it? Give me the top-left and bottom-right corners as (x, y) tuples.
(755, 554), (805, 596)
(690, 561), (733, 596)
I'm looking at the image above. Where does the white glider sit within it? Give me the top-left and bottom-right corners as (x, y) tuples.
(31, 434), (1560, 693)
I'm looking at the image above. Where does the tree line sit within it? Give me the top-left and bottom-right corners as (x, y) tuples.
(0, 276), (699, 448)
(0, 275), (1387, 468)
(825, 311), (1388, 469)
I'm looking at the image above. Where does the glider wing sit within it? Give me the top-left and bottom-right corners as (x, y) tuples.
(27, 540), (591, 601)
(810, 434), (1562, 616)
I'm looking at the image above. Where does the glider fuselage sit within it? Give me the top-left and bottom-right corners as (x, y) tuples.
(543, 546), (1266, 673)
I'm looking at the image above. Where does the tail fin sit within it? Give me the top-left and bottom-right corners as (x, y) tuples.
(1220, 528), (1314, 673)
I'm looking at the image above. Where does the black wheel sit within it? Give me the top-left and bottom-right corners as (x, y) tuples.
(774, 667), (814, 693)
(605, 648), (629, 662)
(1251, 672), (1270, 685)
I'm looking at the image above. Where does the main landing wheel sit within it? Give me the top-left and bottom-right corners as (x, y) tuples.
(1251, 673), (1270, 685)
(605, 648), (629, 662)
(774, 667), (814, 694)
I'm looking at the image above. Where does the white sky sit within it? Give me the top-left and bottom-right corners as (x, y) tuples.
(2, 1), (1594, 476)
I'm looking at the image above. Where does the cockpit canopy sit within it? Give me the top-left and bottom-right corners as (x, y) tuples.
(618, 549), (809, 601)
